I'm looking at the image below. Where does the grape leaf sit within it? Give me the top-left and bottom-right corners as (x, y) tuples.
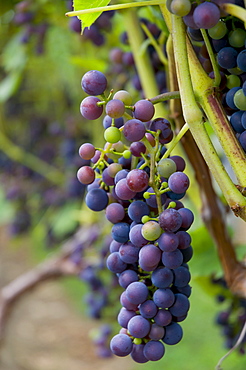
(73, 0), (111, 32)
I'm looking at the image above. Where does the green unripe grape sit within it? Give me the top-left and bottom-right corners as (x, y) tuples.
(143, 192), (150, 199)
(133, 338), (142, 345)
(228, 28), (246, 48)
(226, 74), (241, 89)
(123, 150), (131, 159)
(113, 90), (132, 106)
(141, 215), (150, 223)
(107, 163), (122, 177)
(112, 141), (125, 153)
(233, 89), (246, 110)
(157, 158), (177, 178)
(208, 21), (227, 40)
(170, 0), (191, 16)
(104, 127), (121, 143)
(141, 221), (162, 241)
(168, 201), (177, 209)
(227, 67), (243, 76)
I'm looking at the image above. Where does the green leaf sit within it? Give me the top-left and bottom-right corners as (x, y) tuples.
(73, 0), (111, 31)
(0, 71), (23, 102)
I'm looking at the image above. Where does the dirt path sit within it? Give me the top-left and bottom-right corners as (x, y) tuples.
(0, 229), (134, 370)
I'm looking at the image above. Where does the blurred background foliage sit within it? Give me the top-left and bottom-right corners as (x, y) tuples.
(0, 1), (246, 369)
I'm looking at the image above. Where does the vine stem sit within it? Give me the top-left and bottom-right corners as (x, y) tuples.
(65, 0), (166, 17)
(159, 7), (246, 221)
(163, 122), (189, 159)
(200, 28), (221, 87)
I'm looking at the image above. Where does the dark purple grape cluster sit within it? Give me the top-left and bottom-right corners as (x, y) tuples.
(179, 0), (246, 153)
(77, 70), (194, 362)
(213, 277), (246, 354)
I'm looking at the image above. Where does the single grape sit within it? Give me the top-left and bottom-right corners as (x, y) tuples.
(170, 0), (191, 16)
(117, 307), (137, 328)
(168, 171), (190, 194)
(139, 300), (158, 319)
(173, 266), (191, 287)
(153, 288), (175, 308)
(102, 115), (124, 129)
(217, 47), (238, 70)
(130, 141), (146, 157)
(233, 89), (246, 110)
(110, 334), (133, 357)
(154, 309), (172, 327)
(149, 324), (165, 341)
(130, 344), (148, 363)
(193, 2), (220, 29)
(208, 20), (227, 40)
(133, 99), (155, 122)
(129, 224), (148, 247)
(115, 178), (137, 200)
(128, 200), (150, 223)
(77, 166), (95, 185)
(79, 143), (96, 160)
(158, 232), (179, 252)
(126, 169), (149, 192)
(228, 28), (246, 48)
(85, 188), (108, 211)
(162, 322), (183, 345)
(226, 74), (241, 89)
(105, 203), (125, 223)
(119, 242), (140, 264)
(230, 111), (245, 133)
(143, 340), (165, 361)
(169, 155), (186, 172)
(105, 99), (125, 119)
(127, 315), (151, 338)
(104, 126), (121, 143)
(151, 266), (173, 288)
(111, 222), (130, 243)
(80, 96), (103, 120)
(126, 281), (149, 305)
(178, 208), (194, 230)
(106, 251), (127, 273)
(118, 269), (139, 289)
(162, 249), (184, 269)
(139, 243), (162, 271)
(157, 158), (177, 178)
(81, 70), (107, 96)
(141, 221), (162, 242)
(225, 87), (241, 110)
(169, 293), (190, 317)
(159, 208), (183, 232)
(123, 119), (146, 142)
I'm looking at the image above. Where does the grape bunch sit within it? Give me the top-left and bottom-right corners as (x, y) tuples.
(213, 277), (246, 354)
(170, 0), (246, 153)
(77, 70), (193, 362)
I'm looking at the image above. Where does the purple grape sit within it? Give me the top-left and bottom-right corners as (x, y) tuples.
(162, 322), (183, 345)
(154, 309), (172, 326)
(139, 244), (162, 271)
(169, 293), (190, 317)
(151, 266), (173, 288)
(180, 245), (193, 263)
(153, 288), (175, 308)
(109, 240), (121, 253)
(226, 87), (241, 110)
(162, 249), (184, 269)
(158, 232), (179, 252)
(143, 340), (165, 361)
(126, 169), (149, 192)
(114, 169), (129, 184)
(168, 172), (190, 194)
(126, 281), (149, 305)
(105, 99), (125, 118)
(193, 2), (220, 29)
(217, 47), (238, 70)
(169, 155), (186, 172)
(145, 186), (167, 208)
(149, 118), (172, 140)
(106, 251), (127, 273)
(130, 344), (149, 363)
(118, 269), (139, 288)
(130, 141), (146, 157)
(85, 188), (108, 211)
(79, 143), (96, 160)
(117, 307), (137, 328)
(139, 300), (158, 319)
(102, 167), (115, 186)
(149, 324), (165, 340)
(159, 208), (183, 232)
(77, 166), (95, 185)
(176, 230), (192, 249)
(229, 111), (245, 133)
(81, 70), (107, 95)
(133, 100), (155, 122)
(119, 242), (140, 264)
(178, 208), (194, 230)
(127, 315), (151, 338)
(237, 50), (246, 72)
(123, 119), (146, 142)
(80, 96), (103, 120)
(115, 178), (137, 200)
(105, 203), (125, 223)
(111, 222), (130, 243)
(110, 334), (133, 357)
(173, 266), (191, 288)
(129, 224), (148, 247)
(128, 200), (150, 223)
